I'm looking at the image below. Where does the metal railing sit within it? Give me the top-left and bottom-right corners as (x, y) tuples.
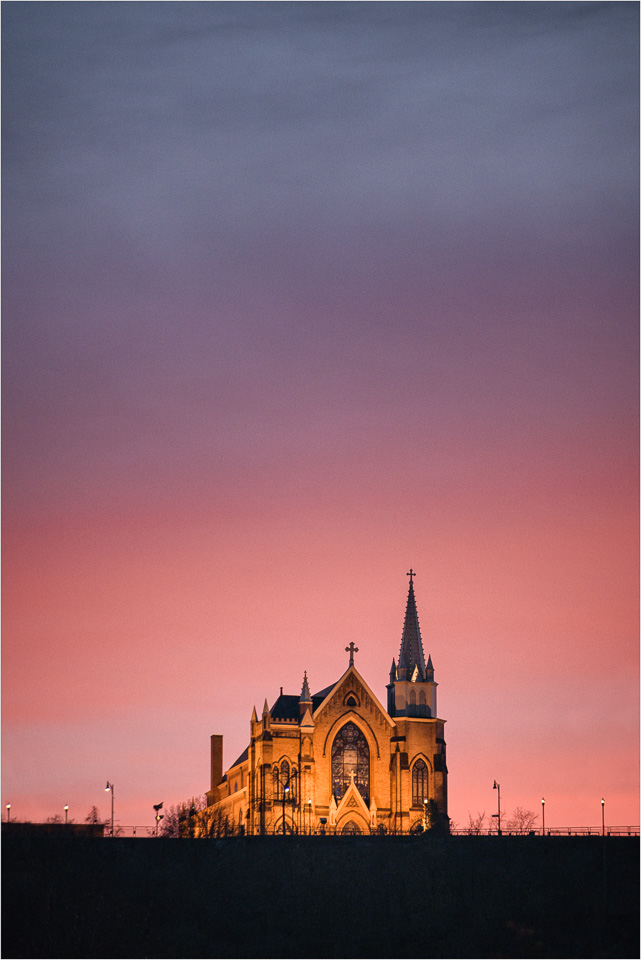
(451, 825), (639, 837)
(103, 824), (640, 838)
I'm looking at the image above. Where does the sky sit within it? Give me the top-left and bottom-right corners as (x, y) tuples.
(2, 1), (638, 833)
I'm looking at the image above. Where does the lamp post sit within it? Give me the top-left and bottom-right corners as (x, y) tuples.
(601, 797), (605, 836)
(105, 782), (114, 837)
(307, 799), (312, 835)
(493, 781), (501, 835)
(541, 797), (545, 836)
(64, 805), (69, 825)
(283, 786), (290, 834)
(153, 803), (164, 837)
(5, 803), (11, 822)
(423, 798), (429, 832)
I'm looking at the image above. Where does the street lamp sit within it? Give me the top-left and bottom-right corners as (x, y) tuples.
(541, 797), (545, 836)
(5, 803), (11, 822)
(64, 805), (69, 825)
(493, 781), (501, 835)
(105, 782), (115, 837)
(307, 799), (312, 835)
(153, 802), (164, 837)
(423, 798), (429, 832)
(601, 797), (605, 836)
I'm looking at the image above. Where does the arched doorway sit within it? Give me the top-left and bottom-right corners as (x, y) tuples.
(340, 819), (362, 835)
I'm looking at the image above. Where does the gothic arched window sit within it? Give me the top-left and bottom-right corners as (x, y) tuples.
(283, 761), (297, 803)
(409, 688), (417, 716)
(331, 722), (369, 803)
(272, 765), (280, 800)
(412, 758), (429, 805)
(419, 688), (428, 717)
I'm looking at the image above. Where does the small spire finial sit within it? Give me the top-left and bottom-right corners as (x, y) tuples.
(407, 568), (416, 584)
(300, 670), (311, 703)
(345, 641), (359, 667)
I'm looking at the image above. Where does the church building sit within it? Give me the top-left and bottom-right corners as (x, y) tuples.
(204, 571), (448, 835)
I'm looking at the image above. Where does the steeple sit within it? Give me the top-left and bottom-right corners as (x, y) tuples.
(387, 569), (438, 719)
(396, 569), (426, 681)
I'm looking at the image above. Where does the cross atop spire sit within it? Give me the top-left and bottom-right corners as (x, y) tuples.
(345, 642), (359, 667)
(397, 572), (426, 680)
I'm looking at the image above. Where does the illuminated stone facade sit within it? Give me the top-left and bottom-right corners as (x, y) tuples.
(205, 574), (448, 835)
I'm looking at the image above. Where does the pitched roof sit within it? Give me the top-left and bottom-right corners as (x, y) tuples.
(230, 745), (249, 768)
(270, 685), (336, 721)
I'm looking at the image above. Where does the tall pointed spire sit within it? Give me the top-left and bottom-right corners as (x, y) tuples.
(397, 569), (426, 680)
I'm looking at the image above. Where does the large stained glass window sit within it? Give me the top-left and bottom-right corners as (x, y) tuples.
(332, 722), (369, 803)
(412, 758), (429, 805)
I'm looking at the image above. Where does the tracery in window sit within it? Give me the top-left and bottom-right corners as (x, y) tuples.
(331, 722), (369, 803)
(273, 760), (297, 803)
(412, 758), (429, 805)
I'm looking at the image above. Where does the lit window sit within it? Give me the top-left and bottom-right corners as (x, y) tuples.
(332, 722), (369, 803)
(412, 758), (428, 805)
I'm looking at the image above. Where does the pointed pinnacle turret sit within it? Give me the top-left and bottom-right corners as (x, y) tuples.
(251, 705), (258, 722)
(262, 698), (270, 717)
(397, 570), (426, 680)
(299, 670), (313, 718)
(300, 670), (312, 703)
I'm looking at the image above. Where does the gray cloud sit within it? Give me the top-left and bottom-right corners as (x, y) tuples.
(3, 1), (637, 262)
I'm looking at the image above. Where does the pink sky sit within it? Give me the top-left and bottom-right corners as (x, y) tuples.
(2, 3), (638, 832)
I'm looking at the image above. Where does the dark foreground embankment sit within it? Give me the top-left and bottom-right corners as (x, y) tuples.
(2, 834), (638, 958)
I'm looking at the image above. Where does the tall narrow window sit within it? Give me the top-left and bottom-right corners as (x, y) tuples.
(409, 688), (417, 716)
(288, 766), (297, 802)
(272, 766), (280, 800)
(412, 758), (429, 805)
(419, 689), (428, 717)
(331, 722), (369, 803)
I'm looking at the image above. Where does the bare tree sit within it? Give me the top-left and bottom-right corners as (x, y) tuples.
(467, 811), (486, 835)
(159, 804), (183, 838)
(46, 814), (63, 823)
(158, 795), (236, 839)
(506, 807), (538, 834)
(85, 806), (103, 824)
